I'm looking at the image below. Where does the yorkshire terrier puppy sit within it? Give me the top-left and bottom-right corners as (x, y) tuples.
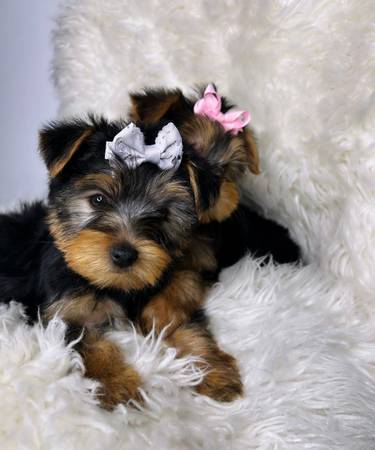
(0, 85), (299, 408)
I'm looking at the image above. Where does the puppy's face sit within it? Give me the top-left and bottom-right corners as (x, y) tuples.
(40, 86), (259, 292)
(46, 138), (195, 291)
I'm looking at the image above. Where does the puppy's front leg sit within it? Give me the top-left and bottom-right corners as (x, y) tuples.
(43, 294), (142, 409)
(75, 328), (142, 409)
(140, 270), (205, 335)
(166, 322), (243, 402)
(140, 272), (242, 401)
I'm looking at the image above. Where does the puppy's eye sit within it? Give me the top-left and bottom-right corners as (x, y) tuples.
(90, 194), (107, 207)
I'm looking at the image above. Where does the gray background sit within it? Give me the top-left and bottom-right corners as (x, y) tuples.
(0, 1), (60, 209)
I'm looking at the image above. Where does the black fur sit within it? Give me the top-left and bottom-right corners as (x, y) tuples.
(0, 202), (49, 320)
(211, 205), (300, 269)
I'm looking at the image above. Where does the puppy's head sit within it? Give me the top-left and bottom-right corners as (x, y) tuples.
(39, 86), (259, 292)
(129, 86), (259, 222)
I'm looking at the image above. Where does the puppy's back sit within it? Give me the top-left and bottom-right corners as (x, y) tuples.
(214, 204), (300, 268)
(0, 201), (48, 317)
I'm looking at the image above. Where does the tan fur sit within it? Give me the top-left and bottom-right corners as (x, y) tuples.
(47, 210), (66, 243)
(140, 270), (205, 335)
(47, 129), (92, 177)
(186, 163), (201, 217)
(215, 131), (259, 179)
(181, 116), (259, 178)
(180, 116), (222, 157)
(129, 92), (181, 125)
(80, 330), (142, 409)
(43, 294), (125, 327)
(164, 179), (192, 200)
(74, 173), (120, 198)
(200, 181), (239, 223)
(43, 293), (141, 409)
(182, 118), (253, 224)
(181, 235), (218, 274)
(186, 164), (239, 223)
(167, 324), (243, 402)
(243, 128), (260, 174)
(48, 224), (171, 291)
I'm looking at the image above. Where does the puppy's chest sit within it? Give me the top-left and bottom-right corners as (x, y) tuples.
(43, 293), (125, 328)
(43, 243), (216, 331)
(180, 232), (218, 277)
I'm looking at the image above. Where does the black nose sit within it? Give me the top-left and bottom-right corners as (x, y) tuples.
(110, 244), (138, 268)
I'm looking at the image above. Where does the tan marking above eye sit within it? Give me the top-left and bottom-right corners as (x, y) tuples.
(74, 173), (120, 199)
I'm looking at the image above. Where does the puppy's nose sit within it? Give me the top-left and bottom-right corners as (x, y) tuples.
(110, 244), (138, 268)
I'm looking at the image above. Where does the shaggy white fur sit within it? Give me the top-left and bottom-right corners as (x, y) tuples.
(1, 0), (375, 448)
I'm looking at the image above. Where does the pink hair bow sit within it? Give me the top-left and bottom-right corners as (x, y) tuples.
(193, 84), (250, 135)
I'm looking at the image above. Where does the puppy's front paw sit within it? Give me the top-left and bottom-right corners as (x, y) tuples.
(196, 351), (243, 402)
(82, 337), (142, 410)
(95, 365), (143, 410)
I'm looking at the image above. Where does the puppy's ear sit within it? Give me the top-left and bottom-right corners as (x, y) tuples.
(241, 129), (259, 175)
(221, 128), (259, 176)
(39, 120), (92, 177)
(181, 116), (259, 178)
(187, 160), (240, 223)
(183, 117), (259, 223)
(129, 88), (191, 126)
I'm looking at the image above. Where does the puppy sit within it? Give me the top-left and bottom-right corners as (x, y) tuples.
(0, 86), (299, 408)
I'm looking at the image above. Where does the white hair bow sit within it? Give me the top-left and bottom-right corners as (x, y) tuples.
(105, 122), (183, 171)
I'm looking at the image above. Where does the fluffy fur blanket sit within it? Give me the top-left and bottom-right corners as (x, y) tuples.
(1, 0), (375, 448)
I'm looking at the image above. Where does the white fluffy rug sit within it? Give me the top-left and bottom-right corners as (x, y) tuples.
(2, 0), (375, 448)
